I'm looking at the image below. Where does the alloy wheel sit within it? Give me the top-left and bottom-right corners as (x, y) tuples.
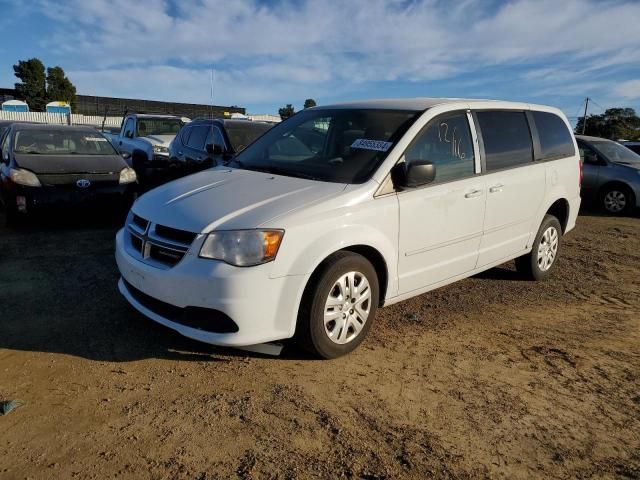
(323, 271), (371, 344)
(537, 226), (559, 272)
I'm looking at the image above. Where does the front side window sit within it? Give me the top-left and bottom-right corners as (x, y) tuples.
(205, 126), (225, 150)
(577, 141), (601, 165)
(123, 119), (134, 138)
(180, 126), (192, 145)
(532, 111), (575, 160)
(1, 130), (10, 161)
(404, 112), (475, 184)
(233, 108), (419, 183)
(13, 129), (118, 155)
(477, 111), (533, 171)
(186, 125), (209, 151)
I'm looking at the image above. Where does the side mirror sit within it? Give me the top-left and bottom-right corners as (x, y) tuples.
(206, 143), (223, 155)
(121, 151), (131, 160)
(583, 151), (600, 165)
(392, 160), (436, 188)
(125, 131), (133, 139)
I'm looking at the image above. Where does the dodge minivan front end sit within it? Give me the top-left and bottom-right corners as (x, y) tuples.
(115, 212), (307, 347)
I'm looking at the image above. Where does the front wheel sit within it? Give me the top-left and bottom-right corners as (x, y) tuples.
(515, 214), (562, 281)
(296, 252), (379, 359)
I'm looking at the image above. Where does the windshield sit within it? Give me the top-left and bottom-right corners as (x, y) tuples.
(225, 122), (273, 152)
(137, 118), (183, 137)
(593, 140), (640, 164)
(232, 108), (419, 183)
(14, 129), (118, 155)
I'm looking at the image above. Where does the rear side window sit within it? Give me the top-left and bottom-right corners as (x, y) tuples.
(532, 111), (575, 160)
(476, 111), (533, 171)
(186, 125), (209, 151)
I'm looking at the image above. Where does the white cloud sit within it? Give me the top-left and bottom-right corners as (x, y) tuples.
(614, 80), (640, 99)
(21, 0), (640, 108)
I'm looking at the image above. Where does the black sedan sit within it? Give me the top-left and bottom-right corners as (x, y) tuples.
(0, 124), (137, 226)
(168, 118), (273, 176)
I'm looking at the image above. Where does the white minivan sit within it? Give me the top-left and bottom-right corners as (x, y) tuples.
(115, 98), (581, 358)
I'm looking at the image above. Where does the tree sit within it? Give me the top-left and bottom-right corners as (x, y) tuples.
(279, 104), (295, 120)
(575, 107), (640, 140)
(13, 58), (47, 111)
(46, 66), (77, 110)
(303, 98), (317, 109)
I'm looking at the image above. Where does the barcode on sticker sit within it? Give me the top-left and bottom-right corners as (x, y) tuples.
(351, 138), (392, 152)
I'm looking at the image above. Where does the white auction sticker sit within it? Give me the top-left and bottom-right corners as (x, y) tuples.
(351, 138), (393, 152)
(85, 137), (108, 142)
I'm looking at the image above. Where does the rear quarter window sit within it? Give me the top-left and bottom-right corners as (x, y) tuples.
(476, 111), (533, 171)
(532, 111), (575, 160)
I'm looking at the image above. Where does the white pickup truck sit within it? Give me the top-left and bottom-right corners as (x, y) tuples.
(106, 114), (186, 180)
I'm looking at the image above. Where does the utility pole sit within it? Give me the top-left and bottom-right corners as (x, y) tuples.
(581, 97), (589, 135)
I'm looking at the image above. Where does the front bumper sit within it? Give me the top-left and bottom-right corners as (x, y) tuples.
(115, 228), (308, 347)
(13, 183), (135, 212)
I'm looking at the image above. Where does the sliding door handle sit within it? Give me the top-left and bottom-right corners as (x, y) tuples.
(489, 184), (504, 193)
(464, 189), (483, 198)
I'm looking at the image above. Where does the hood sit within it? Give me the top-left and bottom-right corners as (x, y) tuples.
(613, 161), (640, 170)
(132, 167), (347, 233)
(14, 153), (127, 175)
(140, 134), (175, 147)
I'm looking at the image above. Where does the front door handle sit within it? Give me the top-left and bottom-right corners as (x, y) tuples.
(465, 189), (483, 198)
(489, 184), (504, 193)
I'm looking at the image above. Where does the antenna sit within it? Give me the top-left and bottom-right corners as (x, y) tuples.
(210, 67), (215, 118)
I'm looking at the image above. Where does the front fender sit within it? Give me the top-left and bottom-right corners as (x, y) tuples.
(268, 194), (399, 301)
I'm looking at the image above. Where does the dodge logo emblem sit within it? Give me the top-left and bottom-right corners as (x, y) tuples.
(76, 179), (91, 188)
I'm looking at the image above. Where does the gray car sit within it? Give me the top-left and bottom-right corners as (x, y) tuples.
(576, 135), (640, 214)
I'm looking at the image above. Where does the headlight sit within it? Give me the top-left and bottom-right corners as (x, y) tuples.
(153, 145), (169, 154)
(119, 167), (137, 184)
(9, 168), (41, 187)
(199, 229), (284, 266)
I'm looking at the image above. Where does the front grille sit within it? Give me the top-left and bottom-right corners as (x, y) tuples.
(154, 224), (197, 244)
(123, 279), (239, 333)
(126, 214), (197, 268)
(38, 173), (119, 186)
(132, 214), (148, 231)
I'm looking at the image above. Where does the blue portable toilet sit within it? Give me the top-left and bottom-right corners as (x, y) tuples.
(1, 100), (29, 112)
(46, 101), (71, 114)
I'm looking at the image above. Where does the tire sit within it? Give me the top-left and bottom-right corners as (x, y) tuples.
(600, 184), (634, 215)
(296, 251), (379, 359)
(3, 197), (20, 228)
(515, 214), (562, 281)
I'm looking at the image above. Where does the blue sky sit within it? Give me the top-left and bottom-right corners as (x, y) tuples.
(1, 0), (639, 120)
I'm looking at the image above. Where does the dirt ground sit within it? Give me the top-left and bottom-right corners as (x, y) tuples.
(0, 208), (638, 479)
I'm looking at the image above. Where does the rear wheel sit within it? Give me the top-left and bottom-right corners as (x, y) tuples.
(296, 252), (379, 359)
(601, 185), (633, 215)
(515, 214), (562, 281)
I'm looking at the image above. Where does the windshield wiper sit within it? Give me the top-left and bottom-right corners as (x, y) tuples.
(252, 165), (319, 181)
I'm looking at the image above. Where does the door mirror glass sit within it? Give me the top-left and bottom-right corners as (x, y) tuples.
(583, 151), (600, 165)
(206, 143), (223, 155)
(393, 160), (436, 188)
